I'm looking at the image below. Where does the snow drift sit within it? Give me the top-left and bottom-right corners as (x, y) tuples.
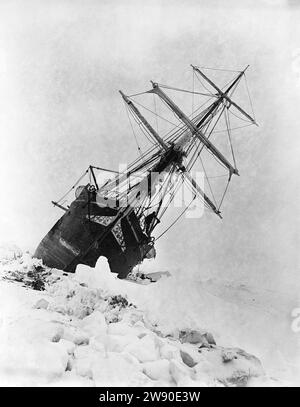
(0, 245), (292, 386)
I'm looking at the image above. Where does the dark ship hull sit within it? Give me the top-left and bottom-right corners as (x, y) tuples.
(34, 186), (154, 278)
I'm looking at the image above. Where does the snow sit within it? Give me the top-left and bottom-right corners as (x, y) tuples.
(159, 341), (181, 361)
(0, 242), (22, 261)
(0, 244), (296, 386)
(142, 359), (171, 382)
(78, 311), (107, 338)
(124, 334), (160, 363)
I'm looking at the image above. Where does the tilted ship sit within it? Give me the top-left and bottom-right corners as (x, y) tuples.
(34, 65), (256, 279)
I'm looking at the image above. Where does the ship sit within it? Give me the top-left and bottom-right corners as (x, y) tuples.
(34, 65), (257, 279)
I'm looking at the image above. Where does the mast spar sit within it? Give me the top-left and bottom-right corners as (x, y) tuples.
(120, 86), (223, 217)
(191, 65), (257, 126)
(119, 90), (168, 151)
(149, 81), (239, 177)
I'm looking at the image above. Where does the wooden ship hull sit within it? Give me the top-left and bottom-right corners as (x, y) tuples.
(34, 186), (154, 278)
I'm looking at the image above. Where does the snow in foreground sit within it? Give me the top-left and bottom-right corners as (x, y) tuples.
(0, 247), (287, 387)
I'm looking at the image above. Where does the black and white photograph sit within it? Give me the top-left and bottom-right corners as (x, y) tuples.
(0, 0), (299, 391)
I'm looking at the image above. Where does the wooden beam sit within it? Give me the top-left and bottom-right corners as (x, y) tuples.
(51, 201), (68, 212)
(119, 90), (168, 151)
(191, 65), (257, 125)
(151, 83), (238, 176)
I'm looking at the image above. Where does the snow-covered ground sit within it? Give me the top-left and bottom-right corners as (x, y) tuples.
(0, 245), (297, 386)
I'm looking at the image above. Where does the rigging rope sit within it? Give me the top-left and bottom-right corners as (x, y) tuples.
(158, 83), (216, 98)
(158, 173), (185, 219)
(128, 97), (180, 128)
(224, 106), (237, 170)
(196, 66), (242, 73)
(218, 179), (230, 211)
(124, 102), (144, 162)
(183, 174), (212, 212)
(127, 90), (149, 98)
(194, 72), (215, 96)
(56, 169), (88, 204)
(186, 103), (226, 172)
(228, 108), (252, 123)
(210, 123), (254, 134)
(128, 105), (157, 147)
(192, 69), (195, 118)
(244, 74), (256, 121)
(199, 155), (217, 207)
(155, 196), (197, 241)
(153, 93), (159, 133)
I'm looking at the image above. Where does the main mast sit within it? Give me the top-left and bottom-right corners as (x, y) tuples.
(119, 85), (224, 217)
(118, 66), (257, 219)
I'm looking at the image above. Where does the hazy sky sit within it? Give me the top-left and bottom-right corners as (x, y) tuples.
(0, 0), (299, 295)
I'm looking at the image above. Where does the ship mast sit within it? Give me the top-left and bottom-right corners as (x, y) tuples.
(119, 87), (222, 217)
(149, 67), (254, 177)
(192, 65), (257, 126)
(111, 66), (255, 219)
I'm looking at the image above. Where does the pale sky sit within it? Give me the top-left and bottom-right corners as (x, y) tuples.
(0, 0), (299, 296)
